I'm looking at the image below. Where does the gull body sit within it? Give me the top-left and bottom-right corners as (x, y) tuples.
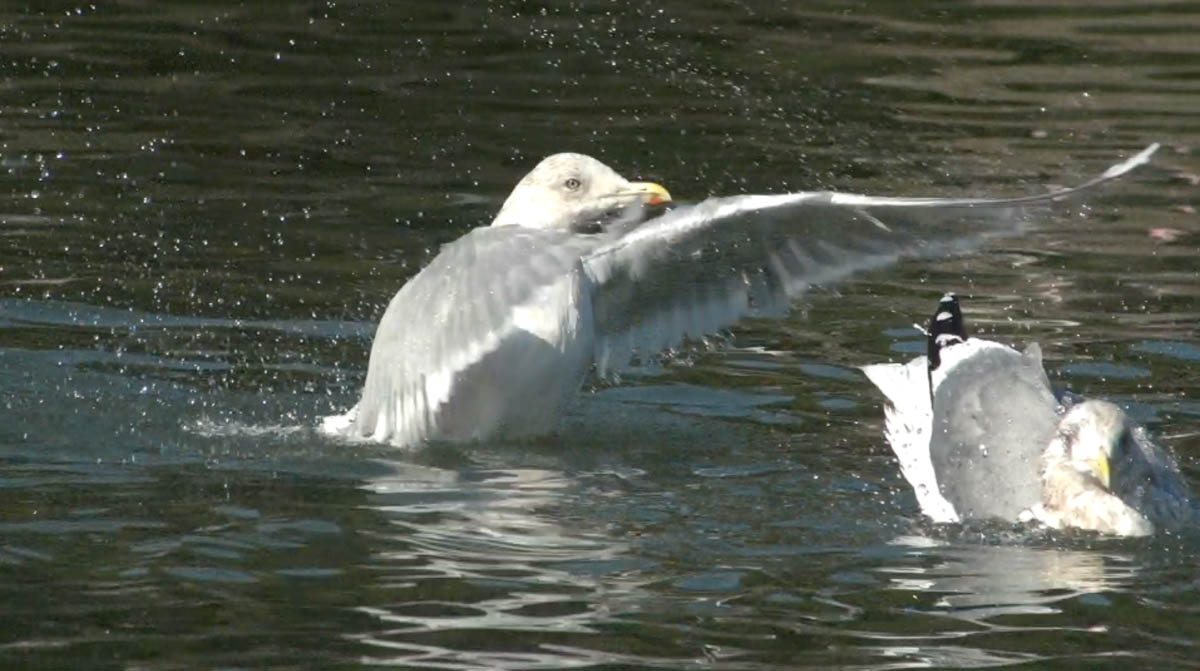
(323, 146), (1160, 449)
(862, 294), (1194, 536)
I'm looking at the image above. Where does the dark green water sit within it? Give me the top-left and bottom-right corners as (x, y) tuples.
(2, 2), (1198, 668)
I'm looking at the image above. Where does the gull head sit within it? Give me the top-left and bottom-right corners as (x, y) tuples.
(1057, 400), (1133, 490)
(490, 152), (671, 232)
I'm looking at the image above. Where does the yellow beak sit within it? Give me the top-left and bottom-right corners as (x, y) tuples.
(626, 181), (672, 207)
(1094, 454), (1111, 490)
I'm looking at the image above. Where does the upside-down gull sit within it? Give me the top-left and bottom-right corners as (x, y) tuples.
(322, 145), (1160, 450)
(862, 294), (1194, 536)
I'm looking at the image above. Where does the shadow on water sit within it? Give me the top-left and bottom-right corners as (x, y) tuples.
(1, 0), (1199, 668)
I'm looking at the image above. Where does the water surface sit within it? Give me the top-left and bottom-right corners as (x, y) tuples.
(2, 2), (1198, 668)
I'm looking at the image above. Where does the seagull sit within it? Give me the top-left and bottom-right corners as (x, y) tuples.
(862, 294), (1194, 536)
(322, 145), (1160, 449)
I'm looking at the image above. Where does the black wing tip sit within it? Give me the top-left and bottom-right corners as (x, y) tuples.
(927, 293), (967, 371)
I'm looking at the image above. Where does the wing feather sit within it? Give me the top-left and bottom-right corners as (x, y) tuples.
(339, 227), (604, 445)
(861, 358), (961, 523)
(583, 145), (1158, 376)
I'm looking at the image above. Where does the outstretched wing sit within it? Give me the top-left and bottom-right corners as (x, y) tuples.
(339, 226), (605, 447)
(861, 357), (961, 523)
(581, 145), (1159, 375)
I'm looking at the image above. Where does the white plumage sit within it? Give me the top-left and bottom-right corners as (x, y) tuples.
(323, 146), (1159, 449)
(863, 294), (1194, 536)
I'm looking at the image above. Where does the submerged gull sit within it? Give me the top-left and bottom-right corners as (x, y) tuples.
(323, 146), (1159, 449)
(862, 294), (1194, 536)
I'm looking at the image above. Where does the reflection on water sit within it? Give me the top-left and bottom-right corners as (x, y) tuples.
(1, 0), (1199, 668)
(352, 463), (639, 667)
(886, 536), (1130, 613)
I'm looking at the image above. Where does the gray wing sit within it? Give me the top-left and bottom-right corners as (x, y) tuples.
(930, 343), (1059, 521)
(349, 226), (606, 446)
(581, 145), (1159, 375)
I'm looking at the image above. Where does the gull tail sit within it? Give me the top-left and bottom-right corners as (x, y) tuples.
(319, 404), (359, 439)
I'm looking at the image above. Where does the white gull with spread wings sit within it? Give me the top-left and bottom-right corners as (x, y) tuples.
(322, 145), (1160, 449)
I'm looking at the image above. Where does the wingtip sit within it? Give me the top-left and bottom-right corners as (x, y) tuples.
(1130, 142), (1161, 167)
(1101, 142), (1161, 179)
(927, 293), (966, 371)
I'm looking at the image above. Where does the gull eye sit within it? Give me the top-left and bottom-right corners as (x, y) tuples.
(564, 177), (582, 191)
